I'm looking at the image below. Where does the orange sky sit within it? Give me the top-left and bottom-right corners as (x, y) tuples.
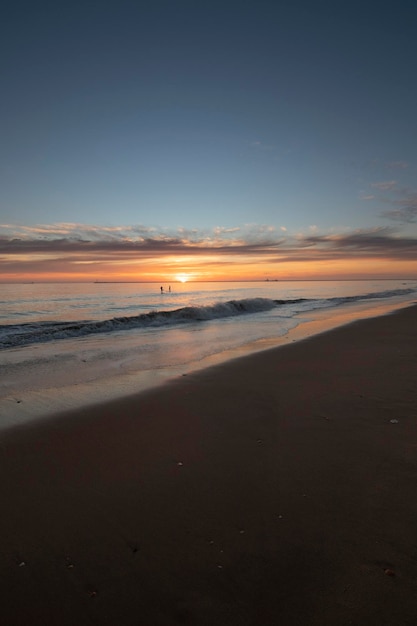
(1, 252), (416, 283)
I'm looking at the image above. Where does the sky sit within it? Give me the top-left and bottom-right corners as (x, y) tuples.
(1, 0), (417, 282)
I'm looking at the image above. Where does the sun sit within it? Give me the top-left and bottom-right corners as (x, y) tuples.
(175, 273), (189, 283)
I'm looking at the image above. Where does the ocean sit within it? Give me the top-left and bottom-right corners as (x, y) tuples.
(1, 279), (416, 428)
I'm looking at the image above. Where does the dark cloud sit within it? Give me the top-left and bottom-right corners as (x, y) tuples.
(1, 226), (416, 271)
(0, 235), (283, 258)
(299, 231), (417, 261)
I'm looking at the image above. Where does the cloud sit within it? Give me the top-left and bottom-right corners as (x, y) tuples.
(299, 228), (417, 261)
(362, 176), (417, 226)
(371, 180), (397, 191)
(386, 161), (408, 170)
(0, 223), (282, 248)
(0, 223), (280, 264)
(213, 226), (241, 236)
(0, 222), (158, 242)
(248, 140), (275, 152)
(381, 193), (417, 223)
(1, 223), (416, 275)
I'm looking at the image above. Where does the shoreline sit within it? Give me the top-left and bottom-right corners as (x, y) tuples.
(0, 304), (416, 624)
(0, 297), (414, 430)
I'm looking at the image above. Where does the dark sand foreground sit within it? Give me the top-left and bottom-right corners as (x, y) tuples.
(1, 305), (417, 625)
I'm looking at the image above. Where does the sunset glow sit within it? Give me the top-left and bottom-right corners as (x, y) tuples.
(0, 223), (416, 283)
(175, 273), (189, 283)
(0, 220), (416, 282)
(1, 3), (416, 284)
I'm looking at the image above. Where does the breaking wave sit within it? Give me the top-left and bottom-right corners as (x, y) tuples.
(0, 288), (415, 350)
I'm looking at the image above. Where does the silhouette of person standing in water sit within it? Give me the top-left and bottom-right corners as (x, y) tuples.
(160, 286), (164, 293)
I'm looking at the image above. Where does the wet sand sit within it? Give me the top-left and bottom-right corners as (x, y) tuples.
(0, 304), (416, 625)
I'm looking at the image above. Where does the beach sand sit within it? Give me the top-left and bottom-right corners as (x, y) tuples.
(0, 304), (416, 625)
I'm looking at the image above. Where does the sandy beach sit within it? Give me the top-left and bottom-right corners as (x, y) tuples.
(0, 304), (416, 625)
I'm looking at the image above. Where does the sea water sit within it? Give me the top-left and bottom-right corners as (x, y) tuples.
(1, 280), (416, 427)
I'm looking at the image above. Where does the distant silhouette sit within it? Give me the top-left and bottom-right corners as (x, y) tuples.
(160, 286), (164, 293)
(168, 285), (171, 292)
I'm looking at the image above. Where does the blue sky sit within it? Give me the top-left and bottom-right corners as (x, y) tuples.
(1, 0), (416, 280)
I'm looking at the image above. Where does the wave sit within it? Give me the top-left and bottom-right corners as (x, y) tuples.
(0, 297), (282, 349)
(329, 287), (416, 306)
(0, 288), (415, 350)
